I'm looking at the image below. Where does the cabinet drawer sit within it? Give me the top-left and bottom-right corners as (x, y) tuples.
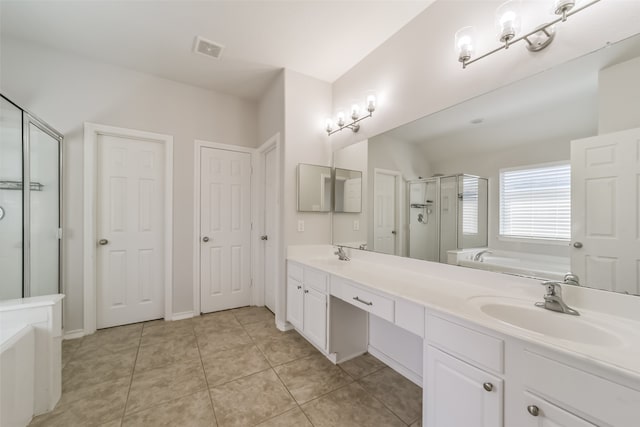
(522, 392), (597, 427)
(523, 350), (640, 427)
(427, 314), (504, 373)
(395, 298), (425, 338)
(287, 262), (303, 282)
(340, 280), (394, 322)
(304, 268), (328, 293)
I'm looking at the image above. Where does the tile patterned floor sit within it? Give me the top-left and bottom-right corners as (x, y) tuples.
(34, 306), (422, 427)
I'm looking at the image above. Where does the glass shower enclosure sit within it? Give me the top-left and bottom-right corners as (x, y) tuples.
(0, 94), (63, 300)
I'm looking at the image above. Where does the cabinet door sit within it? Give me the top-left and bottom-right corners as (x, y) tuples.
(426, 345), (503, 427)
(286, 277), (304, 330)
(303, 287), (327, 350)
(522, 392), (597, 427)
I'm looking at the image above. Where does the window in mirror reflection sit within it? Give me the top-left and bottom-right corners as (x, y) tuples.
(334, 168), (362, 213)
(499, 162), (571, 241)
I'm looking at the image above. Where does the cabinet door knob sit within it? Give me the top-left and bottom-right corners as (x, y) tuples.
(527, 405), (540, 417)
(482, 382), (493, 392)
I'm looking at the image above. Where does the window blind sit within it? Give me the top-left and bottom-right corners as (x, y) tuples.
(462, 176), (478, 235)
(499, 163), (570, 241)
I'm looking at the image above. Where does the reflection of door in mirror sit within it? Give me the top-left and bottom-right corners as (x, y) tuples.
(374, 169), (399, 255)
(571, 127), (640, 295)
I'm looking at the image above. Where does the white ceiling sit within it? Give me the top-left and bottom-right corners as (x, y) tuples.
(0, 0), (433, 100)
(380, 33), (640, 164)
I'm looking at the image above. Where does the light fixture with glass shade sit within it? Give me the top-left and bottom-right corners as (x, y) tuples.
(455, 0), (599, 69)
(326, 94), (377, 136)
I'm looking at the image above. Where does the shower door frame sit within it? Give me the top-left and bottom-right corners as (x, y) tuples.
(22, 110), (64, 297)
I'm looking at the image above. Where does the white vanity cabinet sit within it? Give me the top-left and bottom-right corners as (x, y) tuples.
(286, 261), (328, 351)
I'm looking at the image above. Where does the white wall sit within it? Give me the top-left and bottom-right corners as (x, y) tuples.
(436, 138), (571, 257)
(333, 141), (368, 247)
(258, 71), (285, 144)
(331, 0), (640, 149)
(0, 37), (258, 331)
(599, 55), (640, 134)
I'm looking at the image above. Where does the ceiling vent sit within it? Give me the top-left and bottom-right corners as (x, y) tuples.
(193, 36), (224, 60)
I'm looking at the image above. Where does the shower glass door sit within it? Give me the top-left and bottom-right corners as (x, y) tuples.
(0, 97), (23, 300)
(27, 119), (61, 297)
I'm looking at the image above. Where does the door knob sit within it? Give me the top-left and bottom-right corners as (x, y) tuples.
(527, 405), (540, 417)
(573, 242), (583, 248)
(391, 230), (397, 235)
(202, 236), (210, 242)
(260, 235), (268, 241)
(98, 239), (109, 246)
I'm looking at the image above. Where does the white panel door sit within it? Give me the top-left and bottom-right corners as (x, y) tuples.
(374, 170), (397, 255)
(571, 127), (640, 294)
(97, 134), (165, 328)
(263, 146), (277, 312)
(200, 147), (252, 313)
(426, 346), (503, 427)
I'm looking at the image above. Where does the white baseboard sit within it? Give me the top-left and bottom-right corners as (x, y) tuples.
(170, 311), (194, 321)
(63, 329), (85, 340)
(368, 345), (423, 387)
(276, 320), (294, 332)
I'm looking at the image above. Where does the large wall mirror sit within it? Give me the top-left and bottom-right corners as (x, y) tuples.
(332, 33), (640, 296)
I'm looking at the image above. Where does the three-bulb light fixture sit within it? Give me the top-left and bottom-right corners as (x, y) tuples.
(455, 0), (600, 69)
(326, 95), (376, 136)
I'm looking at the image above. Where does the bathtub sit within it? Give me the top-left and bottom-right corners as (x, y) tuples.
(0, 294), (64, 426)
(455, 250), (570, 281)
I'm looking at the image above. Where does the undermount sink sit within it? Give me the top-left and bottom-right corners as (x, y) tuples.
(469, 297), (623, 347)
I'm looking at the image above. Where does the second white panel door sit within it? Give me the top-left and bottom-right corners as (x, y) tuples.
(200, 147), (252, 313)
(96, 134), (165, 328)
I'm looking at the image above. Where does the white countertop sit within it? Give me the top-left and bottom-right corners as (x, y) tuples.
(0, 294), (65, 313)
(287, 245), (640, 380)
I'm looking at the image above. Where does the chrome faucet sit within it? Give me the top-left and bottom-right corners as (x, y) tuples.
(334, 246), (350, 261)
(535, 281), (580, 316)
(473, 249), (492, 262)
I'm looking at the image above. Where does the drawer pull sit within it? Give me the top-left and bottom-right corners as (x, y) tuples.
(527, 405), (540, 417)
(353, 296), (373, 306)
(483, 382), (493, 392)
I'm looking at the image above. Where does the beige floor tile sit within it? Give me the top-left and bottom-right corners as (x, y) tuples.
(410, 419), (423, 427)
(142, 317), (193, 336)
(254, 331), (318, 366)
(30, 376), (130, 427)
(201, 343), (270, 386)
(75, 324), (142, 358)
(301, 382), (405, 427)
(135, 333), (200, 372)
(256, 407), (312, 427)
(61, 338), (82, 367)
(140, 323), (195, 347)
(99, 420), (122, 427)
(274, 353), (353, 403)
(193, 311), (241, 333)
(209, 369), (296, 427)
(196, 326), (253, 357)
(126, 359), (207, 415)
(122, 390), (216, 427)
(358, 367), (422, 424)
(62, 347), (137, 391)
(242, 319), (284, 340)
(232, 306), (275, 325)
(339, 353), (386, 379)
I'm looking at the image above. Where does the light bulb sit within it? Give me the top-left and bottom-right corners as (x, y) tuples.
(336, 111), (346, 127)
(495, 1), (521, 44)
(351, 104), (360, 120)
(325, 118), (334, 133)
(455, 27), (475, 64)
(366, 95), (376, 113)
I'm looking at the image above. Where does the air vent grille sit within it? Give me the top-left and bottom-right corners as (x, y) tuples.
(193, 36), (224, 59)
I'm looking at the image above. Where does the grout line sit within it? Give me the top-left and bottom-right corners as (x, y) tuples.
(195, 324), (220, 427)
(120, 325), (143, 423)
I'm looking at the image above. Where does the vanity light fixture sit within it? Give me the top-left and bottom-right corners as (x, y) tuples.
(456, 0), (599, 69)
(326, 95), (376, 135)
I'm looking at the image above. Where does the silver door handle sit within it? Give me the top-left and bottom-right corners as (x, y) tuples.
(98, 239), (109, 246)
(202, 236), (210, 242)
(391, 230), (396, 235)
(260, 235), (268, 241)
(573, 242), (583, 248)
